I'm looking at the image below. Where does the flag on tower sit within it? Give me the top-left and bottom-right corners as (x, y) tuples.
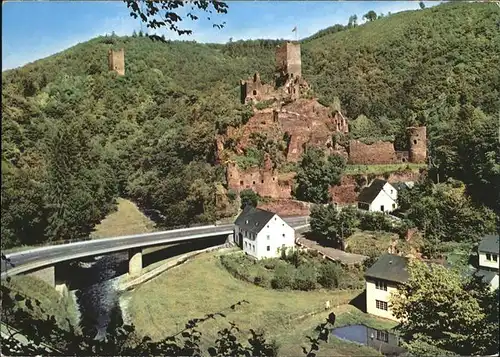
(292, 26), (297, 32)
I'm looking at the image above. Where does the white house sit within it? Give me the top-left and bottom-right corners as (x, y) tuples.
(357, 179), (398, 213)
(474, 234), (499, 291)
(365, 253), (409, 321)
(233, 206), (295, 259)
(478, 234), (499, 272)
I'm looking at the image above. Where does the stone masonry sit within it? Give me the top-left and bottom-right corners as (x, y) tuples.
(108, 48), (125, 76)
(225, 40), (427, 205)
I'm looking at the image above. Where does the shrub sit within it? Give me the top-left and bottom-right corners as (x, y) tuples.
(271, 265), (294, 289)
(317, 261), (341, 289)
(294, 263), (318, 291)
(254, 274), (270, 288)
(240, 189), (259, 208)
(262, 258), (279, 270)
(255, 99), (275, 110)
(227, 189), (237, 201)
(359, 211), (393, 231)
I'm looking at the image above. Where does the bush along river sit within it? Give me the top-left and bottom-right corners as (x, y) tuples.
(57, 236), (227, 340)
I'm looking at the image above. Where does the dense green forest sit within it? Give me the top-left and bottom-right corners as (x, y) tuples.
(2, 2), (499, 248)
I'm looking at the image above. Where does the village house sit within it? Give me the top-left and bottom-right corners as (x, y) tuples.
(233, 206), (295, 259)
(473, 234), (499, 291)
(478, 234), (499, 272)
(357, 179), (398, 213)
(364, 253), (408, 321)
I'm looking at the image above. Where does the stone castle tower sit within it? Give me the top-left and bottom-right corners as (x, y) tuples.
(240, 41), (306, 104)
(275, 41), (302, 82)
(407, 126), (427, 164)
(108, 48), (125, 76)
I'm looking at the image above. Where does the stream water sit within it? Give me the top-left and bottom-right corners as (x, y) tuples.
(58, 236), (226, 340)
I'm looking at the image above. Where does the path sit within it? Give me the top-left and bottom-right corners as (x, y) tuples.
(296, 235), (368, 265)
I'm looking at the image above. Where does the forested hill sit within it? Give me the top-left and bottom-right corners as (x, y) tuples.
(2, 2), (499, 248)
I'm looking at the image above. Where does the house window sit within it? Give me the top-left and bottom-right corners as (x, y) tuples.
(376, 300), (388, 311)
(392, 203), (396, 209)
(390, 189), (393, 194)
(267, 235), (270, 240)
(493, 254), (498, 262)
(375, 280), (387, 291)
(267, 225), (269, 228)
(380, 205), (385, 212)
(253, 90), (257, 95)
(282, 223), (284, 226)
(261, 180), (264, 183)
(486, 253), (492, 261)
(376, 330), (389, 343)
(252, 181), (255, 185)
(240, 181), (243, 186)
(267, 246), (270, 251)
(253, 245), (255, 252)
(245, 231), (247, 237)
(282, 233), (285, 237)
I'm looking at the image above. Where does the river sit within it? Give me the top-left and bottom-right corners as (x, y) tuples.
(58, 236), (227, 340)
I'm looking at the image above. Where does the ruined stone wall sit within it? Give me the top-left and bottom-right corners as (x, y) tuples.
(240, 73), (276, 104)
(226, 162), (282, 198)
(348, 140), (399, 164)
(408, 126), (427, 164)
(396, 151), (410, 163)
(108, 49), (125, 76)
(258, 199), (310, 217)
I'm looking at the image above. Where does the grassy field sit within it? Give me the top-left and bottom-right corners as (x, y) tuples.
(344, 163), (426, 175)
(126, 250), (396, 356)
(91, 198), (156, 239)
(346, 230), (398, 257)
(3, 276), (80, 333)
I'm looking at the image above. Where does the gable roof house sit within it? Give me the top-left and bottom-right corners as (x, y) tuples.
(474, 234), (499, 291)
(234, 206), (295, 259)
(357, 179), (398, 213)
(478, 234), (499, 272)
(364, 253), (409, 321)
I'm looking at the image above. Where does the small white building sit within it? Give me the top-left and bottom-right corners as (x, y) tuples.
(478, 234), (499, 272)
(475, 234), (499, 291)
(365, 253), (409, 321)
(357, 179), (398, 213)
(233, 206), (295, 259)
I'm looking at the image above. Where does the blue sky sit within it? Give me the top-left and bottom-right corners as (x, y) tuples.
(2, 1), (438, 71)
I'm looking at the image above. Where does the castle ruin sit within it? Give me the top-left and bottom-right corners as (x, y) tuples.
(225, 40), (427, 200)
(240, 41), (309, 105)
(108, 48), (125, 76)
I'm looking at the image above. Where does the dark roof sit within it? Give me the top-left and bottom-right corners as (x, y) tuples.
(392, 182), (409, 193)
(357, 179), (388, 204)
(474, 269), (498, 284)
(478, 234), (499, 254)
(365, 253), (409, 284)
(234, 206), (276, 234)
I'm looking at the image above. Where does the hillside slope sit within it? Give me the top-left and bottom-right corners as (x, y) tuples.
(1, 2), (499, 248)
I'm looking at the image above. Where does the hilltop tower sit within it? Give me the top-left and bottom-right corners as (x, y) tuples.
(275, 41), (302, 83)
(108, 48), (125, 76)
(407, 126), (427, 164)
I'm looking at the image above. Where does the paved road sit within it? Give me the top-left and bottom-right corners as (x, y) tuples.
(1, 216), (309, 277)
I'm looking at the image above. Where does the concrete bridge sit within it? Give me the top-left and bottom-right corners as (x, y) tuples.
(1, 216), (309, 288)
